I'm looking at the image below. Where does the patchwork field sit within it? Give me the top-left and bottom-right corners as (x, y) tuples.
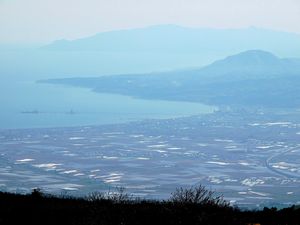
(1, 109), (300, 208)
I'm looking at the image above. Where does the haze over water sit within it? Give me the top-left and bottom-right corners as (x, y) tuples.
(0, 52), (215, 129)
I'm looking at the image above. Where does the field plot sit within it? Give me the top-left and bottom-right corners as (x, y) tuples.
(1, 109), (300, 207)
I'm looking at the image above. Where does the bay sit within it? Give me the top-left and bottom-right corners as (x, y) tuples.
(0, 80), (216, 129)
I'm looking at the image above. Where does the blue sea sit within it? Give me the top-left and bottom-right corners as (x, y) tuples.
(0, 78), (215, 129)
(0, 50), (217, 129)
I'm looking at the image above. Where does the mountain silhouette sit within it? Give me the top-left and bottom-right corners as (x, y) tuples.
(41, 25), (300, 58)
(41, 50), (300, 108)
(192, 50), (300, 80)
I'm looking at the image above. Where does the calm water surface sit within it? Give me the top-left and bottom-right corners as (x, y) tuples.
(0, 79), (216, 129)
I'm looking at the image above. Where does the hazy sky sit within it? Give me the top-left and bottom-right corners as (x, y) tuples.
(0, 0), (300, 44)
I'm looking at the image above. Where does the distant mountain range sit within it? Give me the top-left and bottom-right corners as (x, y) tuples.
(40, 50), (300, 108)
(42, 25), (300, 58)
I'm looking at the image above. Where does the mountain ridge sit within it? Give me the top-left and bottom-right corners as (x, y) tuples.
(197, 50), (300, 79)
(41, 25), (300, 58)
(40, 50), (300, 108)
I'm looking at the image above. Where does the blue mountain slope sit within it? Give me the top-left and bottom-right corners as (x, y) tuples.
(196, 50), (300, 79)
(41, 50), (300, 108)
(42, 25), (300, 58)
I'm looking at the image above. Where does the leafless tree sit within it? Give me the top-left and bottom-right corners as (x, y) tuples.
(170, 185), (229, 207)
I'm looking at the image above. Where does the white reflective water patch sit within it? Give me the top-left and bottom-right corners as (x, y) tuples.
(33, 163), (62, 169)
(102, 156), (118, 159)
(69, 137), (85, 140)
(256, 146), (273, 149)
(214, 139), (233, 142)
(137, 157), (150, 160)
(73, 173), (85, 176)
(241, 178), (264, 187)
(16, 159), (35, 163)
(206, 161), (230, 166)
(61, 170), (78, 174)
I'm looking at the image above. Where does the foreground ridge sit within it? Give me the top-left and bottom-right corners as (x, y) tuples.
(0, 187), (299, 225)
